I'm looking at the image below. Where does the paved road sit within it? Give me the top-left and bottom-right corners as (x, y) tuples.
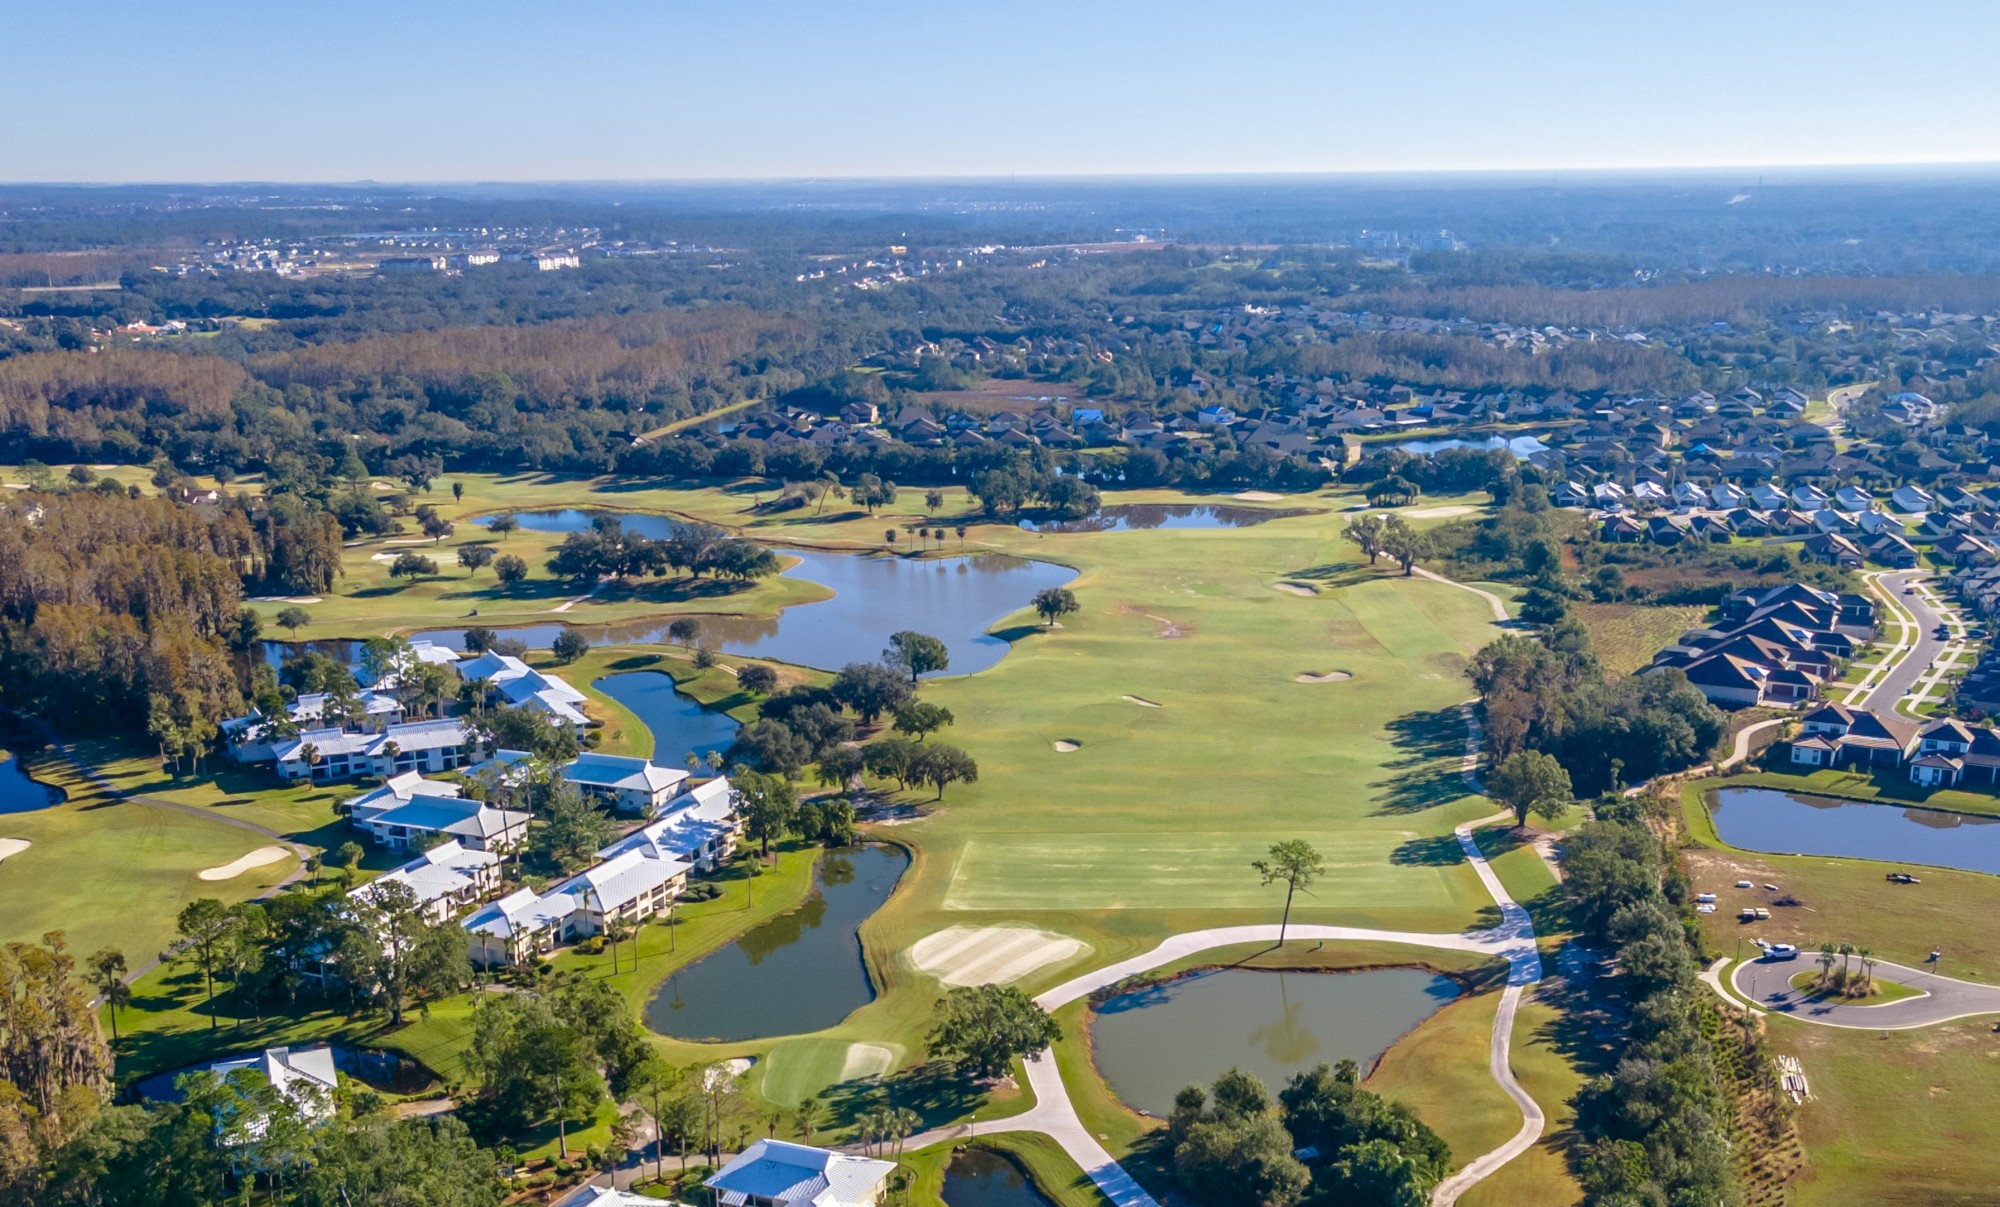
(1859, 570), (1952, 710)
(1732, 954), (2000, 1029)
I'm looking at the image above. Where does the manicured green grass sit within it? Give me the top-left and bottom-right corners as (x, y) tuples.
(0, 787), (295, 970)
(1458, 991), (1585, 1207)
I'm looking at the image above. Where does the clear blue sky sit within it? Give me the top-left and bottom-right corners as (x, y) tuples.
(5, 0), (1998, 181)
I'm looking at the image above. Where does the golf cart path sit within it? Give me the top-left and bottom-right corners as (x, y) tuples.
(1731, 955), (2000, 1029)
(1412, 565), (1510, 624)
(898, 809), (1546, 1207)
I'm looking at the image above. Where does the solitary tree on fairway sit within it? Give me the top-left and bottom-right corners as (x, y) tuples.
(457, 544), (495, 577)
(1033, 587), (1079, 628)
(275, 606), (312, 634)
(737, 663), (779, 695)
(487, 513), (520, 540)
(174, 899), (240, 1031)
(494, 553), (529, 588)
(926, 984), (1062, 1079)
(1252, 840), (1324, 945)
(668, 617), (702, 648)
(1344, 513), (1388, 564)
(885, 630), (949, 683)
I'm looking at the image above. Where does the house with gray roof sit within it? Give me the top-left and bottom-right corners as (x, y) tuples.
(561, 752), (689, 814)
(706, 1140), (896, 1207)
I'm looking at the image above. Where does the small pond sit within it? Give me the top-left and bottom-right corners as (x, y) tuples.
(1710, 786), (2000, 876)
(435, 511), (1076, 675)
(1380, 434), (1548, 458)
(1022, 503), (1308, 534)
(646, 844), (908, 1042)
(593, 671), (741, 767)
(0, 750), (62, 813)
(1090, 967), (1462, 1116)
(943, 1149), (1057, 1207)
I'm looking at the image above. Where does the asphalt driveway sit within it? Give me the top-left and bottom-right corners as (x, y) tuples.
(1732, 953), (2000, 1029)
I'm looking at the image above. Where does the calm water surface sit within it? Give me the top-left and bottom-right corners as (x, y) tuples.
(645, 845), (908, 1042)
(1710, 787), (2000, 875)
(593, 672), (740, 767)
(1023, 503), (1307, 533)
(1090, 968), (1461, 1116)
(943, 1150), (1056, 1207)
(0, 751), (61, 813)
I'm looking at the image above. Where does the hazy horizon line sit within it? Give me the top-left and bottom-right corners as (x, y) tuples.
(11, 158), (2000, 190)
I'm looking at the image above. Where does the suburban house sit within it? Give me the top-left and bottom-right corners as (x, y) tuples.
(705, 1140), (897, 1207)
(350, 840), (504, 924)
(344, 772), (530, 852)
(561, 752), (690, 814)
(1790, 704), (1919, 768)
(1652, 582), (1872, 709)
(273, 719), (479, 782)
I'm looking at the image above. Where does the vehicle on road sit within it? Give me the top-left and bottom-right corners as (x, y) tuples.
(1766, 943), (1799, 960)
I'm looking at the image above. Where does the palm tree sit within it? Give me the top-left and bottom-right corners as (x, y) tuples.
(888, 1106), (920, 1166)
(795, 1094), (824, 1143)
(1858, 946), (1876, 990)
(88, 949), (130, 1043)
(1818, 942), (1838, 987)
(1839, 941), (1856, 981)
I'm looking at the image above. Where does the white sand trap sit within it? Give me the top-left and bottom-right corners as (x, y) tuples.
(369, 481), (395, 491)
(1295, 671), (1353, 683)
(703, 1057), (755, 1088)
(1122, 695), (1162, 708)
(837, 1043), (899, 1081)
(246, 595), (322, 604)
(1233, 491), (1284, 502)
(1273, 581), (1317, 596)
(1052, 740), (1081, 753)
(909, 926), (1089, 987)
(0, 839), (29, 865)
(198, 845), (290, 881)
(1401, 505), (1479, 518)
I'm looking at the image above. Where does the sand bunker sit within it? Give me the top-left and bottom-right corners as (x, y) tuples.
(1273, 581), (1318, 596)
(838, 1043), (899, 1081)
(1052, 740), (1082, 753)
(0, 839), (29, 865)
(1401, 505), (1479, 519)
(1122, 695), (1162, 708)
(704, 1057), (755, 1088)
(1233, 491), (1284, 502)
(909, 926), (1089, 987)
(1295, 671), (1353, 684)
(246, 595), (321, 604)
(198, 845), (290, 881)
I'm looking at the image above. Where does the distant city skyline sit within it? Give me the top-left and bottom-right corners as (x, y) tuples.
(5, 0), (1999, 183)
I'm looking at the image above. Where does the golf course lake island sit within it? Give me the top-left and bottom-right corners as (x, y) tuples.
(446, 510), (1077, 674)
(941, 1149), (1057, 1207)
(1020, 502), (1311, 533)
(0, 750), (61, 813)
(592, 671), (741, 766)
(1088, 967), (1464, 1117)
(1709, 786), (2000, 876)
(645, 844), (908, 1042)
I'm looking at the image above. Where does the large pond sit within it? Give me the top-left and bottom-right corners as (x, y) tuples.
(943, 1150), (1056, 1207)
(1090, 968), (1462, 1116)
(1710, 787), (2000, 875)
(593, 671), (740, 767)
(646, 844), (908, 1042)
(1380, 434), (1549, 458)
(416, 510), (1077, 675)
(0, 750), (62, 814)
(1022, 503), (1308, 534)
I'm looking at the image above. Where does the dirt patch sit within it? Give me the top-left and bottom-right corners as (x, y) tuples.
(1120, 604), (1191, 638)
(0, 839), (28, 865)
(1273, 581), (1318, 596)
(198, 845), (290, 881)
(1052, 740), (1082, 753)
(1122, 695), (1163, 708)
(1232, 491), (1284, 502)
(1295, 671), (1353, 684)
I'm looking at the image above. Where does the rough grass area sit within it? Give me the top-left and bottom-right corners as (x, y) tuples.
(1571, 601), (1708, 675)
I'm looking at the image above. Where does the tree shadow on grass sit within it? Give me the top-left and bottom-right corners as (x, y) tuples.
(1369, 707), (1472, 815)
(816, 1059), (994, 1134)
(1388, 834), (1467, 867)
(1284, 562), (1379, 589)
